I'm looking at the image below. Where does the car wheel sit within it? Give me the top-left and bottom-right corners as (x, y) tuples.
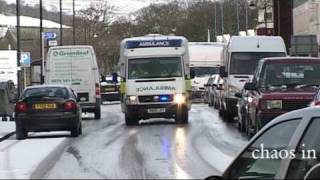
(239, 109), (247, 132)
(2, 116), (7, 121)
(78, 121), (82, 135)
(70, 126), (80, 137)
(208, 96), (214, 107)
(94, 106), (101, 120)
(245, 114), (253, 139)
(16, 126), (27, 140)
(125, 113), (139, 126)
(176, 109), (189, 124)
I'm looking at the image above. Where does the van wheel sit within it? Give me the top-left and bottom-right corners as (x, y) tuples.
(94, 106), (101, 120)
(125, 113), (139, 126)
(16, 126), (27, 140)
(176, 109), (189, 124)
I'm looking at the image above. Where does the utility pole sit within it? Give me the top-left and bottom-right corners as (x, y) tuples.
(245, 2), (248, 31)
(16, 0), (21, 96)
(214, 1), (217, 40)
(220, 1), (224, 34)
(73, 0), (76, 45)
(236, 2), (240, 35)
(60, 0), (63, 45)
(264, 2), (268, 30)
(39, 0), (43, 83)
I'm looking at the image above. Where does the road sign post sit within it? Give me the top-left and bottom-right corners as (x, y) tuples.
(41, 32), (56, 84)
(20, 52), (31, 89)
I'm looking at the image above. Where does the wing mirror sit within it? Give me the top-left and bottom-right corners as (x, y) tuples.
(205, 175), (223, 180)
(244, 82), (257, 91)
(190, 69), (196, 79)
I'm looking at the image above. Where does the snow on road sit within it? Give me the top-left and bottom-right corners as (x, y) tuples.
(0, 121), (15, 139)
(45, 103), (248, 179)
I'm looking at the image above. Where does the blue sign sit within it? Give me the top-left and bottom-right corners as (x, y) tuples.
(20, 52), (31, 67)
(126, 39), (183, 49)
(44, 32), (57, 40)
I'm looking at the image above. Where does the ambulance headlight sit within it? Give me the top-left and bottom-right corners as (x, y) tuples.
(127, 96), (138, 104)
(174, 94), (186, 104)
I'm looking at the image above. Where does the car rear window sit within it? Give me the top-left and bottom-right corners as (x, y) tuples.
(22, 87), (68, 99)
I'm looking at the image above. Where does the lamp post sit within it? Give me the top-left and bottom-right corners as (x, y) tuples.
(220, 1), (224, 34)
(39, 0), (43, 84)
(59, 0), (63, 45)
(16, 0), (21, 95)
(236, 1), (240, 34)
(73, 0), (76, 45)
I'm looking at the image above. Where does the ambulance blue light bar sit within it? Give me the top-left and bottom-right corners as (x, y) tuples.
(126, 39), (183, 49)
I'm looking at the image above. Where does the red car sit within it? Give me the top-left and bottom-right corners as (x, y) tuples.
(237, 57), (320, 138)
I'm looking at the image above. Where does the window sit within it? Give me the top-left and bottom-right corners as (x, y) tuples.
(228, 119), (301, 179)
(230, 52), (285, 75)
(22, 87), (68, 99)
(259, 62), (320, 88)
(286, 118), (320, 179)
(190, 67), (219, 77)
(128, 57), (183, 79)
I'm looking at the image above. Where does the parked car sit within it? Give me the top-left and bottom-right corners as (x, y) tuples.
(237, 57), (320, 138)
(100, 75), (121, 103)
(205, 74), (223, 108)
(14, 85), (82, 140)
(206, 107), (320, 179)
(0, 80), (17, 121)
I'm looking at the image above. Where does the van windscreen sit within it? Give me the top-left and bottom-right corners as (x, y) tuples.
(128, 57), (183, 79)
(230, 52), (285, 75)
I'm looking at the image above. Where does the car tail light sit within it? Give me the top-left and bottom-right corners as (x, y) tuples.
(314, 101), (320, 106)
(15, 102), (28, 113)
(64, 100), (76, 111)
(96, 83), (100, 96)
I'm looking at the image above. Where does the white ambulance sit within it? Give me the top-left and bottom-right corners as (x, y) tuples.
(45, 45), (101, 119)
(119, 34), (193, 125)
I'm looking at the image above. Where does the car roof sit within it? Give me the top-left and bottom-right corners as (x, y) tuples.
(24, 84), (70, 90)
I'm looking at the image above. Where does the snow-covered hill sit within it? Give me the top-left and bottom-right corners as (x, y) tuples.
(4, 0), (170, 18)
(0, 14), (70, 28)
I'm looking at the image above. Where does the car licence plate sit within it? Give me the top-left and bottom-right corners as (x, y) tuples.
(105, 87), (115, 91)
(147, 108), (166, 114)
(33, 103), (57, 110)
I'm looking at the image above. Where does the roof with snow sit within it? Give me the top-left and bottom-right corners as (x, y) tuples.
(0, 14), (70, 29)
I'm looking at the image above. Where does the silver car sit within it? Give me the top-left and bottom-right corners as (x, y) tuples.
(207, 107), (320, 179)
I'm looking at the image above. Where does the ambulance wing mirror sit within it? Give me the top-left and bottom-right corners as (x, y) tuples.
(190, 69), (195, 79)
(219, 66), (228, 78)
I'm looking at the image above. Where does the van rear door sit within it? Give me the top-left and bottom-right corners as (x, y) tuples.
(47, 47), (96, 103)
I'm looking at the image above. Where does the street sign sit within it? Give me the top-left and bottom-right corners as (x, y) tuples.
(44, 32), (57, 40)
(48, 40), (58, 47)
(20, 52), (31, 67)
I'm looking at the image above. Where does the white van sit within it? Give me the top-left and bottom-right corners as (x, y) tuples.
(119, 34), (193, 125)
(189, 42), (224, 100)
(219, 36), (287, 121)
(45, 45), (101, 119)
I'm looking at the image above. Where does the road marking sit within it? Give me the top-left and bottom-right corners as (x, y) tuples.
(0, 132), (15, 143)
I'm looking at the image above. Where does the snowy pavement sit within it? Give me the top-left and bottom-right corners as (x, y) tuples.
(0, 121), (71, 179)
(0, 136), (70, 179)
(0, 121), (15, 139)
